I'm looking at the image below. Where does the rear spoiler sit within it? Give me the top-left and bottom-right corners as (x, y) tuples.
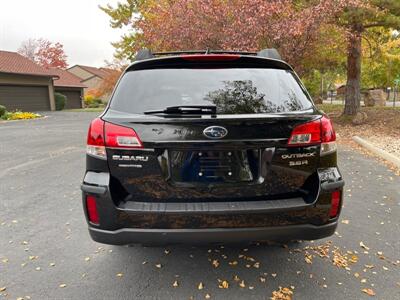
(134, 48), (282, 61)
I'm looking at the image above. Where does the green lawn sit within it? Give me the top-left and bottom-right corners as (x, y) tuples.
(64, 108), (106, 112)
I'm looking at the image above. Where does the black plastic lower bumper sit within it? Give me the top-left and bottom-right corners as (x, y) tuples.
(88, 222), (337, 245)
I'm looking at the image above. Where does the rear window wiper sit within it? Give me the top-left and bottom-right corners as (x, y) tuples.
(144, 105), (217, 115)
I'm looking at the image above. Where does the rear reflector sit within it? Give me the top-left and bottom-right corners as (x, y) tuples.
(86, 195), (99, 224)
(104, 122), (143, 148)
(329, 190), (341, 218)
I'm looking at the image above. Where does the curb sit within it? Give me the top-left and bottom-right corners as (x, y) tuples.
(353, 136), (400, 169)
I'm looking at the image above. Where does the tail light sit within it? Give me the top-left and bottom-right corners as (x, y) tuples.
(86, 118), (143, 159)
(104, 122), (142, 148)
(86, 195), (99, 224)
(329, 190), (341, 218)
(287, 116), (337, 155)
(87, 118), (106, 159)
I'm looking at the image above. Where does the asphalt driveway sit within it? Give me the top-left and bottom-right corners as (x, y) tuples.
(0, 112), (399, 300)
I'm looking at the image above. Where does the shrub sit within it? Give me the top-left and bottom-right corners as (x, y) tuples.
(0, 105), (6, 117)
(55, 92), (67, 110)
(4, 111), (41, 120)
(84, 95), (103, 108)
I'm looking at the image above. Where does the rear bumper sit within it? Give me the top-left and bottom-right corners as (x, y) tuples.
(88, 222), (337, 245)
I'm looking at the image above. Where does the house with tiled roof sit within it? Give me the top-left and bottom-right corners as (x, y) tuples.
(67, 64), (117, 99)
(51, 68), (87, 109)
(0, 50), (85, 110)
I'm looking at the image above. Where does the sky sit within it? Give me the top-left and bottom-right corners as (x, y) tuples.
(0, 0), (125, 67)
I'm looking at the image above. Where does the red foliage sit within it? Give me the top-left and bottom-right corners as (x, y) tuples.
(35, 40), (68, 69)
(136, 0), (364, 71)
(18, 38), (68, 69)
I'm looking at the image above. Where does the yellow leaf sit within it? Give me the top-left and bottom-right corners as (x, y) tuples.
(0, 287), (6, 292)
(218, 280), (229, 289)
(198, 282), (204, 290)
(239, 280), (246, 288)
(85, 257), (90, 262)
(172, 280), (179, 287)
(341, 220), (350, 224)
(212, 259), (219, 268)
(205, 294), (211, 299)
(155, 263), (162, 269)
(116, 273), (123, 278)
(59, 284), (67, 288)
(228, 261), (238, 266)
(362, 288), (376, 296)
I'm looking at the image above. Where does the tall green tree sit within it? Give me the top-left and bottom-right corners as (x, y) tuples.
(338, 1), (400, 115)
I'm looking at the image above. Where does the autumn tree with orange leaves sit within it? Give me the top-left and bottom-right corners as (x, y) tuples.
(101, 0), (400, 115)
(18, 38), (68, 69)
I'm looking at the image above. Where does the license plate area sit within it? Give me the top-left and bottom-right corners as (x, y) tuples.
(168, 150), (260, 183)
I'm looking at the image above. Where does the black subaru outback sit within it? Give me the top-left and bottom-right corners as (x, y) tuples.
(81, 49), (344, 245)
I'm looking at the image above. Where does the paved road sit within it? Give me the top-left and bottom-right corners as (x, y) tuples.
(0, 112), (399, 300)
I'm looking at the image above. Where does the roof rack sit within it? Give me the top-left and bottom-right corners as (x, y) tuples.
(134, 48), (281, 61)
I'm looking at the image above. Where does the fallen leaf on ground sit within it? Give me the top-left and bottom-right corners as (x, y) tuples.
(362, 288), (376, 296)
(205, 294), (211, 299)
(85, 257), (90, 262)
(0, 287), (6, 292)
(116, 273), (123, 278)
(341, 220), (350, 224)
(360, 242), (370, 251)
(59, 284), (67, 288)
(229, 261), (238, 266)
(172, 280), (179, 287)
(155, 263), (162, 269)
(271, 287), (293, 300)
(218, 280), (229, 289)
(212, 259), (219, 268)
(239, 280), (246, 288)
(305, 253), (313, 264)
(198, 282), (204, 290)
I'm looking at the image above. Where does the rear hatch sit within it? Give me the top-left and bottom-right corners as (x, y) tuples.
(102, 56), (323, 204)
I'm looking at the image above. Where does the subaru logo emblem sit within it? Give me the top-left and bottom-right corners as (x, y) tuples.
(203, 126), (228, 139)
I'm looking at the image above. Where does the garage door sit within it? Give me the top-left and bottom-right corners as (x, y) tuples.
(0, 85), (50, 111)
(56, 90), (82, 109)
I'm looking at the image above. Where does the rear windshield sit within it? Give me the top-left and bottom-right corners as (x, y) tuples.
(110, 68), (313, 114)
